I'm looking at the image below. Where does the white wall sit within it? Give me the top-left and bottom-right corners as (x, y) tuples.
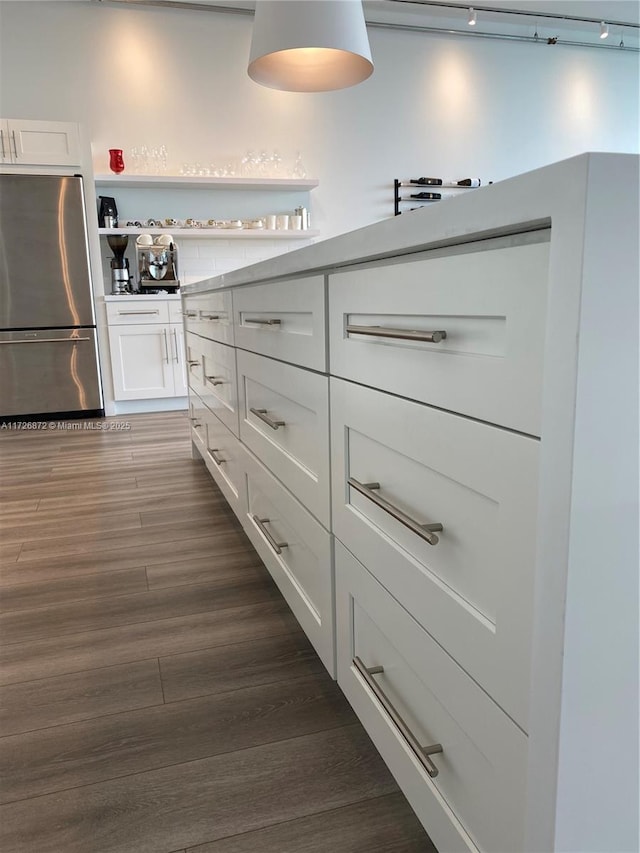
(0, 0), (638, 242)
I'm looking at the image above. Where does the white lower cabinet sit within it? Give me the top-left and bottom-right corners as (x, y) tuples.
(106, 300), (187, 402)
(237, 350), (330, 528)
(201, 405), (246, 516)
(241, 445), (335, 676)
(199, 337), (240, 438)
(330, 377), (539, 730)
(188, 393), (207, 452)
(183, 291), (234, 345)
(329, 236), (549, 437)
(108, 322), (186, 400)
(335, 539), (527, 853)
(233, 274), (326, 371)
(183, 155), (637, 853)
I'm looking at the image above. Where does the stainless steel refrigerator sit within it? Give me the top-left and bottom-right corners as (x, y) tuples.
(0, 174), (104, 420)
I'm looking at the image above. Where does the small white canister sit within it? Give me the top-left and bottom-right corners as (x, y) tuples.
(294, 206), (309, 230)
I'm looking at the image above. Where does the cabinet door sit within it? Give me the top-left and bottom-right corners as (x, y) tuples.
(5, 119), (81, 166)
(170, 323), (188, 396)
(108, 324), (174, 400)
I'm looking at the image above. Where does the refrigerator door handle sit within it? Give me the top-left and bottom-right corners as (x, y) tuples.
(0, 337), (92, 345)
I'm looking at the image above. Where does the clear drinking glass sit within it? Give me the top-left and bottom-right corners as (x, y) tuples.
(292, 151), (307, 179)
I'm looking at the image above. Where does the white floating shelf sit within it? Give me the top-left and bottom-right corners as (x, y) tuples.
(98, 227), (319, 240)
(94, 174), (319, 191)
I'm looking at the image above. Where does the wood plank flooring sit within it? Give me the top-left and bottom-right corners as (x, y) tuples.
(0, 411), (436, 852)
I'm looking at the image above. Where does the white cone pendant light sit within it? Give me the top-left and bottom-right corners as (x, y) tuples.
(248, 0), (374, 93)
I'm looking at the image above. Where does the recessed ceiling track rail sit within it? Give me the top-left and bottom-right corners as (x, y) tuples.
(385, 0), (640, 29)
(95, 0), (639, 50)
(368, 20), (639, 50)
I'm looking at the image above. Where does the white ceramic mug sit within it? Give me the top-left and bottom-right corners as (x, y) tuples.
(275, 214), (289, 230)
(265, 214), (277, 230)
(289, 215), (302, 231)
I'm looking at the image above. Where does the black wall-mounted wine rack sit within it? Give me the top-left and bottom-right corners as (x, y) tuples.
(394, 177), (485, 216)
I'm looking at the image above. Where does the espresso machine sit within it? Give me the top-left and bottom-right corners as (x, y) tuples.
(136, 238), (179, 293)
(107, 234), (133, 294)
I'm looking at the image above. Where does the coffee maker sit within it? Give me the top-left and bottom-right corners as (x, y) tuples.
(107, 234), (133, 294)
(98, 196), (118, 229)
(136, 240), (180, 293)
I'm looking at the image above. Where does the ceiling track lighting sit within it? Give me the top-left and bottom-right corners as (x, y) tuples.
(384, 1), (638, 30)
(468, 7), (477, 26)
(248, 0), (373, 93)
(600, 21), (609, 39)
(96, 1), (640, 55)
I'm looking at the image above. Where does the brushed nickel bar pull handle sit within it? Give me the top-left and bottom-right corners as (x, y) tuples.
(188, 359), (199, 367)
(252, 515), (288, 555)
(183, 310), (197, 318)
(0, 337), (91, 345)
(353, 656), (444, 779)
(347, 324), (447, 344)
(172, 327), (179, 363)
(348, 477), (443, 546)
(11, 130), (18, 159)
(208, 447), (225, 466)
(249, 407), (286, 430)
(245, 317), (281, 326)
(162, 329), (169, 363)
(199, 312), (221, 320)
(189, 417), (202, 428)
(117, 310), (160, 315)
(0, 130), (5, 159)
(206, 376), (226, 386)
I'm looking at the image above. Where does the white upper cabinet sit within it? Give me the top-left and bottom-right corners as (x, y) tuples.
(0, 119), (81, 167)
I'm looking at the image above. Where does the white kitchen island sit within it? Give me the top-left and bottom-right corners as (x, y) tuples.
(181, 153), (639, 853)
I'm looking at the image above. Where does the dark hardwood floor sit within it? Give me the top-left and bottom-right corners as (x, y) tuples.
(0, 411), (435, 852)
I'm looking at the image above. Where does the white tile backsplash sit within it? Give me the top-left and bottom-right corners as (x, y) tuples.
(173, 236), (313, 285)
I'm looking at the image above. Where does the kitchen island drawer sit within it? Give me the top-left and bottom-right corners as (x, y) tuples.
(241, 446), (334, 676)
(238, 350), (330, 528)
(199, 337), (239, 438)
(106, 300), (170, 325)
(329, 235), (549, 436)
(202, 409), (246, 517)
(185, 332), (206, 400)
(233, 275), (326, 371)
(331, 378), (539, 730)
(336, 540), (527, 853)
(183, 290), (233, 345)
(188, 391), (207, 455)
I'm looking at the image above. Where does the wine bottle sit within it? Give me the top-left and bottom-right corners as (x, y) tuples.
(410, 177), (442, 185)
(410, 192), (441, 200)
(455, 178), (481, 187)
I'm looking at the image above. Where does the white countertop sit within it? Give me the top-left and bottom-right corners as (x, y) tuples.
(102, 293), (181, 301)
(181, 153), (629, 294)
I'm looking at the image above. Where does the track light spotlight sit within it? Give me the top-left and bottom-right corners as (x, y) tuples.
(599, 21), (609, 39)
(468, 7), (477, 26)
